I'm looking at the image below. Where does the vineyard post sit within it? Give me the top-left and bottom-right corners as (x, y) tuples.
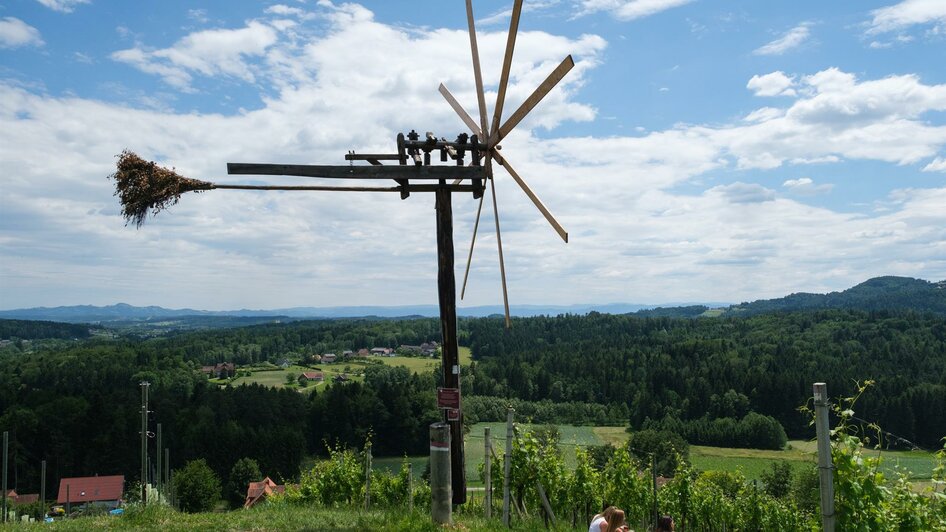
(485, 427), (492, 518)
(156, 423), (162, 500)
(408, 462), (413, 512)
(813, 382), (836, 532)
(2, 430), (7, 524)
(502, 408), (513, 527)
(430, 422), (452, 524)
(651, 454), (658, 529)
(364, 446), (372, 510)
(40, 460), (46, 514)
(164, 448), (169, 497)
(139, 381), (150, 505)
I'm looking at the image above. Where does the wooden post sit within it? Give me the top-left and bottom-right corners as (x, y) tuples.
(652, 453), (658, 530)
(813, 383), (836, 532)
(40, 460), (46, 515)
(156, 423), (162, 500)
(435, 186), (466, 505)
(430, 422), (452, 524)
(502, 408), (513, 527)
(164, 448), (169, 495)
(484, 427), (492, 518)
(2, 431), (7, 524)
(140, 381), (149, 505)
(537, 481), (555, 526)
(364, 446), (372, 510)
(407, 462), (414, 512)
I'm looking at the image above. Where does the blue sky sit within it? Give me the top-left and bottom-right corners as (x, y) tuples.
(1, 0), (944, 310)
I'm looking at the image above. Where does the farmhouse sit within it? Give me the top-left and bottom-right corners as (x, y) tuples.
(342, 350), (353, 358)
(370, 347), (393, 356)
(333, 373), (350, 383)
(321, 353), (337, 363)
(244, 477), (285, 509)
(5, 489), (39, 505)
(298, 371), (324, 384)
(57, 475), (124, 509)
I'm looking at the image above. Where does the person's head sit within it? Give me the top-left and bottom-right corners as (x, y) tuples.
(605, 509), (626, 532)
(656, 515), (674, 531)
(601, 506), (617, 520)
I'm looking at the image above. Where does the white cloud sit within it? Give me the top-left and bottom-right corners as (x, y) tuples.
(1, 4), (945, 310)
(782, 177), (834, 195)
(746, 71), (797, 97)
(754, 22), (812, 56)
(479, 1), (561, 26)
(867, 0), (946, 34)
(923, 156), (946, 172)
(0, 17), (44, 49)
(111, 21), (280, 90)
(34, 0), (88, 13)
(577, 0), (695, 21)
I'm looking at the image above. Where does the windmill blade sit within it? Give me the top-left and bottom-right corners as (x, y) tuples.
(465, 0), (490, 138)
(493, 55), (574, 145)
(489, 175), (512, 327)
(460, 188), (487, 299)
(490, 0), (524, 143)
(439, 83), (482, 137)
(494, 153), (568, 243)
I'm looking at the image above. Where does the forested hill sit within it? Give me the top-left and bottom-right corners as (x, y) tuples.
(725, 276), (946, 316)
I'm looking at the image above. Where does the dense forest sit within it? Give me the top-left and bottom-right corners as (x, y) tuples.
(0, 305), (944, 499)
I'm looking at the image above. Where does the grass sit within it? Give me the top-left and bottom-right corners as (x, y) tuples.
(23, 503), (560, 531)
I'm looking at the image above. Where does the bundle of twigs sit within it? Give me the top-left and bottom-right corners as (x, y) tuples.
(109, 150), (213, 227)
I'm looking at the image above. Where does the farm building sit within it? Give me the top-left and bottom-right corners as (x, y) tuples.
(321, 353), (337, 363)
(244, 477), (285, 509)
(57, 475), (124, 509)
(298, 371), (324, 384)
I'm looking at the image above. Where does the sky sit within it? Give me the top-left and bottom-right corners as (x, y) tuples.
(1, 0), (945, 311)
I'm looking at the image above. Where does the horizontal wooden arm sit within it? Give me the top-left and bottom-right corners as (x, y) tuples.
(227, 163), (486, 181)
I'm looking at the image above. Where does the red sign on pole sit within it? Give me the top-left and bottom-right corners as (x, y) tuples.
(437, 387), (460, 410)
(446, 408), (461, 421)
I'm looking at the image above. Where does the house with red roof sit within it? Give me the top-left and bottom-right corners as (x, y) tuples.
(297, 371), (324, 385)
(244, 477), (285, 509)
(57, 475), (124, 508)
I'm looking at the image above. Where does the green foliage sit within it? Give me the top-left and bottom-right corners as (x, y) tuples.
(173, 459), (221, 513)
(227, 457), (262, 509)
(627, 429), (689, 476)
(760, 461), (794, 499)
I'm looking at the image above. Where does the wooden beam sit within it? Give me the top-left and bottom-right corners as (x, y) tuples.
(440, 83), (482, 137)
(490, 0), (523, 144)
(345, 153), (400, 161)
(210, 184), (480, 193)
(227, 163), (486, 180)
(494, 154), (568, 243)
(466, 0), (490, 139)
(494, 55), (574, 145)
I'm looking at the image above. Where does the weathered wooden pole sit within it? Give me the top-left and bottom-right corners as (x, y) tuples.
(484, 427), (492, 518)
(435, 186), (466, 505)
(40, 460), (46, 515)
(140, 381), (150, 505)
(156, 423), (162, 500)
(813, 383), (836, 532)
(364, 446), (372, 510)
(502, 408), (513, 527)
(164, 448), (169, 495)
(407, 462), (414, 512)
(652, 453), (658, 530)
(2, 431), (7, 524)
(430, 422), (452, 524)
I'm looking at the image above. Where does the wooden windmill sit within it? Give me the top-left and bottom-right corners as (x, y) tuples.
(110, 0), (573, 507)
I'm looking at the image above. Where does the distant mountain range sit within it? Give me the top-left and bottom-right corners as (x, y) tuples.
(0, 301), (723, 323)
(1, 276), (942, 324)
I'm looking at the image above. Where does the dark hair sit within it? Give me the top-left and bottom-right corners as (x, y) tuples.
(657, 515), (674, 531)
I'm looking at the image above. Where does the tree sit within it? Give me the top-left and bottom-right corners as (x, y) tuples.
(173, 459), (221, 513)
(227, 457), (262, 509)
(627, 429), (689, 477)
(285, 373), (297, 386)
(760, 460), (793, 499)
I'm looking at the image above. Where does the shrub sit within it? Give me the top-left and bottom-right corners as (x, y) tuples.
(174, 458), (222, 513)
(228, 457), (262, 509)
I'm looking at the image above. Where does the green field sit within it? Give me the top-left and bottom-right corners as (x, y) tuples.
(222, 347), (472, 392)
